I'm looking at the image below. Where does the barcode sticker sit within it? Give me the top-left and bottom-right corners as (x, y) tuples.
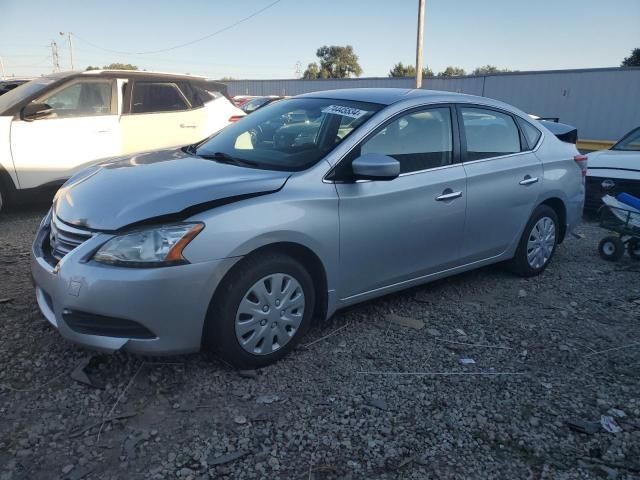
(321, 105), (368, 119)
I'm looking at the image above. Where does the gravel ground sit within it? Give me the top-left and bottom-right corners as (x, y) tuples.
(1, 207), (639, 480)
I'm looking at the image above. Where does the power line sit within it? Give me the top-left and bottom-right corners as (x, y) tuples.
(73, 0), (282, 55)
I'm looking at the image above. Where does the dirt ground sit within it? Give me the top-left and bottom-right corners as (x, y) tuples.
(1, 206), (639, 479)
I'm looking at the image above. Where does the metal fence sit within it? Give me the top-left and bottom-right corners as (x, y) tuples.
(225, 67), (640, 142)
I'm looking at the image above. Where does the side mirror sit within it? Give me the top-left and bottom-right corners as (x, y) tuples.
(352, 153), (400, 181)
(21, 103), (53, 121)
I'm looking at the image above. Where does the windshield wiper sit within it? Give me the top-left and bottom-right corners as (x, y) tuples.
(196, 151), (258, 168)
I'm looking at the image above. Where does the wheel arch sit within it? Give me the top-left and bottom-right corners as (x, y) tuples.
(207, 241), (329, 329)
(539, 196), (567, 243)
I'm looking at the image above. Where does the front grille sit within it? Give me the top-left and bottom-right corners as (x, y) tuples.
(62, 310), (156, 339)
(585, 176), (640, 213)
(49, 217), (93, 262)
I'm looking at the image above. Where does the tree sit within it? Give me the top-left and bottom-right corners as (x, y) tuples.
(389, 62), (415, 77)
(472, 65), (511, 75)
(621, 48), (640, 67)
(388, 62), (433, 78)
(302, 62), (322, 79)
(86, 63), (138, 71)
(219, 76), (235, 81)
(303, 45), (362, 79)
(438, 66), (466, 77)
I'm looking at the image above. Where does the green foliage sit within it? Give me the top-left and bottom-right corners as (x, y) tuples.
(303, 45), (362, 79)
(388, 62), (433, 78)
(85, 63), (138, 71)
(621, 48), (640, 67)
(472, 65), (511, 75)
(438, 66), (466, 77)
(219, 76), (235, 81)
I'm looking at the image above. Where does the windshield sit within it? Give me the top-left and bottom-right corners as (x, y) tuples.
(612, 128), (640, 151)
(0, 76), (59, 114)
(194, 97), (382, 171)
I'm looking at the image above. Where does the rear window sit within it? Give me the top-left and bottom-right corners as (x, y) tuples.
(461, 107), (522, 161)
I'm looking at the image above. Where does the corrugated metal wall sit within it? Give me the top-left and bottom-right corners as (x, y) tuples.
(225, 68), (640, 141)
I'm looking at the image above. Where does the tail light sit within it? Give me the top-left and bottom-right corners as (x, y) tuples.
(228, 115), (243, 123)
(574, 155), (588, 176)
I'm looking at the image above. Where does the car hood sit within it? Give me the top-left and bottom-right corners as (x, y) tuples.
(53, 149), (290, 231)
(587, 150), (640, 170)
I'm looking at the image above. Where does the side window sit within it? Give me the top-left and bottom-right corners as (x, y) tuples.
(130, 82), (190, 114)
(360, 107), (453, 174)
(38, 80), (113, 118)
(517, 118), (542, 149)
(461, 107), (521, 161)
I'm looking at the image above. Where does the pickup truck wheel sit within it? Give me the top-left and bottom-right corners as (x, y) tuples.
(509, 205), (559, 277)
(204, 253), (315, 368)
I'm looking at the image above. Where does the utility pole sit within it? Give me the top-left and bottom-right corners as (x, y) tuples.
(59, 31), (74, 70)
(415, 0), (425, 88)
(0, 56), (5, 79)
(51, 41), (61, 73)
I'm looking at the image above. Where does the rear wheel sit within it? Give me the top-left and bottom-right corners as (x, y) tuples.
(509, 205), (559, 277)
(626, 238), (640, 260)
(204, 253), (315, 368)
(598, 236), (624, 262)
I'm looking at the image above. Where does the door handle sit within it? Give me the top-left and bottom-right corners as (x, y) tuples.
(436, 190), (462, 201)
(180, 123), (197, 128)
(97, 129), (112, 133)
(519, 176), (539, 186)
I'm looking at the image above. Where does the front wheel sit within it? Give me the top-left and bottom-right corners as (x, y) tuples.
(204, 253), (315, 368)
(509, 205), (559, 277)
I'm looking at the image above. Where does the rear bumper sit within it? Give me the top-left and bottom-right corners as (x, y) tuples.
(31, 223), (239, 355)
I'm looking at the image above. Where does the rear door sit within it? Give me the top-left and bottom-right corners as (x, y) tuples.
(457, 105), (543, 263)
(10, 77), (119, 189)
(119, 79), (206, 154)
(334, 105), (467, 299)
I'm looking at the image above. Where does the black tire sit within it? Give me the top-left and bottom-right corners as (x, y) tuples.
(0, 185), (5, 214)
(509, 204), (560, 277)
(204, 253), (315, 368)
(598, 236), (624, 262)
(626, 238), (640, 260)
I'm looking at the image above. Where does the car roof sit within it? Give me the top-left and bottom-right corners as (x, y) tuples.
(80, 69), (207, 81)
(298, 87), (506, 107)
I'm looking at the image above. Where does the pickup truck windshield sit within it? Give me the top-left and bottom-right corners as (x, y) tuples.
(612, 127), (640, 151)
(194, 98), (382, 171)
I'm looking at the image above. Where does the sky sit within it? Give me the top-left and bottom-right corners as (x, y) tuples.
(1, 0), (639, 79)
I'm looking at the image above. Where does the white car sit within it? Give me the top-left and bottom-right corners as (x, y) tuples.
(585, 127), (640, 212)
(0, 70), (244, 212)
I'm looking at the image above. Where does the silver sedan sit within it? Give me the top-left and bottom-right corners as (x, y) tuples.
(31, 88), (585, 367)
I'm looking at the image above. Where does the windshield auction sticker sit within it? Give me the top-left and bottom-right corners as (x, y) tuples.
(321, 105), (368, 119)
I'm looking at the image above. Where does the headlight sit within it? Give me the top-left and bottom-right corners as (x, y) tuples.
(93, 223), (204, 267)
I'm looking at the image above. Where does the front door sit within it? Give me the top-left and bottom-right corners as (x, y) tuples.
(334, 106), (467, 299)
(10, 78), (120, 189)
